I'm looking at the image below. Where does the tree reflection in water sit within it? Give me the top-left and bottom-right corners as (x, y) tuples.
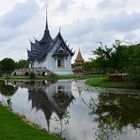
(0, 80), (18, 107)
(82, 92), (140, 140)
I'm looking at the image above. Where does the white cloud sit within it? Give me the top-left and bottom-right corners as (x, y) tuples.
(0, 0), (140, 62)
(98, 0), (125, 9)
(101, 12), (140, 32)
(0, 0), (25, 15)
(0, 0), (39, 28)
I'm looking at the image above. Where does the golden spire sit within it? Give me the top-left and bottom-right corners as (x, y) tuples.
(75, 48), (84, 64)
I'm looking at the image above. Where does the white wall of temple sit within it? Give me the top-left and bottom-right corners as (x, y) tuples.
(66, 55), (73, 70)
(32, 60), (39, 68)
(31, 54), (55, 71)
(39, 53), (56, 71)
(54, 55), (73, 75)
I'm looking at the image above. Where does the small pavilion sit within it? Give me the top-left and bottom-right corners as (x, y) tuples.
(75, 49), (84, 64)
(73, 49), (85, 73)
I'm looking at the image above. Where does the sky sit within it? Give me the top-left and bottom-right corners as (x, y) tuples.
(0, 0), (140, 62)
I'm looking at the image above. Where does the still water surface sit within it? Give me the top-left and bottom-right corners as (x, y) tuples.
(0, 79), (140, 140)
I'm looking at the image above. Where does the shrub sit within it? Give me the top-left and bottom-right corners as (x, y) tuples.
(29, 72), (35, 79)
(13, 72), (16, 76)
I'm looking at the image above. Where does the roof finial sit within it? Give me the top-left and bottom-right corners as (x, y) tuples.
(45, 4), (49, 31)
(59, 26), (61, 33)
(78, 45), (81, 52)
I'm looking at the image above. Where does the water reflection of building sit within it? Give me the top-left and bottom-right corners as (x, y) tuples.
(13, 80), (75, 132)
(29, 80), (75, 132)
(12, 80), (52, 90)
(28, 88), (53, 131)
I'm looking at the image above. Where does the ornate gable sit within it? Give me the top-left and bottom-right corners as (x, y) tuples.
(51, 32), (74, 57)
(52, 43), (69, 57)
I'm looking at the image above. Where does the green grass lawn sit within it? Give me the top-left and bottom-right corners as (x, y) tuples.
(0, 105), (63, 140)
(85, 76), (136, 89)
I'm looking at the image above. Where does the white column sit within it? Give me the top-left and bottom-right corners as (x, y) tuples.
(55, 58), (58, 68)
(29, 63), (31, 68)
(64, 58), (66, 68)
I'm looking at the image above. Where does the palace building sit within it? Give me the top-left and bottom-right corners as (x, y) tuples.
(27, 9), (74, 75)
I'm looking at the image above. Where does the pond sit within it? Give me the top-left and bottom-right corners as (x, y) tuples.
(0, 79), (140, 140)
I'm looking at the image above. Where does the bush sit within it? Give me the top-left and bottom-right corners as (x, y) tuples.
(29, 72), (35, 79)
(131, 75), (140, 88)
(13, 72), (16, 76)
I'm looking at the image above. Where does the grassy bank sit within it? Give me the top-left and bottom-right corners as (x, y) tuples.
(0, 74), (95, 80)
(85, 77), (136, 89)
(0, 104), (63, 140)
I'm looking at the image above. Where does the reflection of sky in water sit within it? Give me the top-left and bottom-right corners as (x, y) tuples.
(12, 88), (48, 128)
(0, 80), (140, 140)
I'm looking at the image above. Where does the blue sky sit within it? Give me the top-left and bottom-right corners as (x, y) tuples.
(0, 0), (140, 62)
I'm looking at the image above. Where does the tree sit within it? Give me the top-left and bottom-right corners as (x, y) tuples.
(0, 58), (16, 75)
(111, 45), (130, 73)
(16, 59), (29, 69)
(82, 61), (94, 73)
(92, 41), (139, 74)
(128, 44), (140, 86)
(92, 43), (113, 73)
(92, 41), (140, 85)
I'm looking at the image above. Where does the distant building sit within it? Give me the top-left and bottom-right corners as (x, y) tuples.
(73, 49), (85, 73)
(75, 49), (84, 64)
(27, 9), (74, 75)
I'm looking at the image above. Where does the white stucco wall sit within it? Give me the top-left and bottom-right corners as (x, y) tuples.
(54, 55), (73, 75)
